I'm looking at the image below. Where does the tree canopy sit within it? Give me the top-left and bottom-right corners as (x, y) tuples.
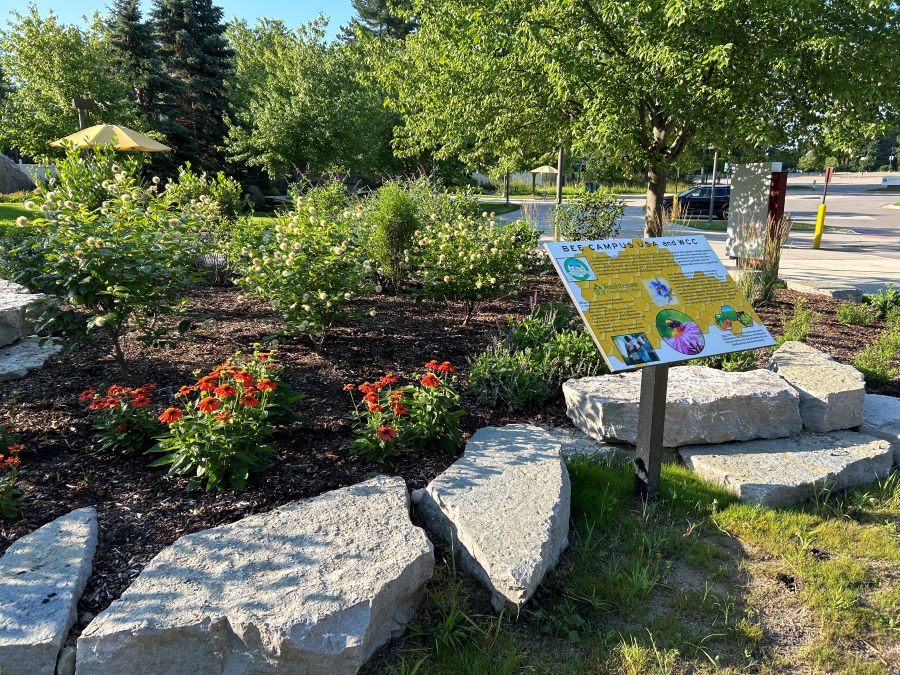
(383, 0), (900, 234)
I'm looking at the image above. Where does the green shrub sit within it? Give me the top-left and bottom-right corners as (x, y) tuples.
(864, 284), (900, 319)
(852, 328), (900, 385)
(506, 301), (576, 350)
(1, 146), (202, 373)
(41, 143), (138, 213)
(467, 345), (553, 411)
(368, 182), (419, 289)
(346, 362), (463, 462)
(230, 201), (373, 345)
(163, 163), (250, 222)
(544, 329), (607, 385)
(410, 216), (537, 324)
(554, 188), (625, 240)
(835, 302), (877, 326)
(776, 298), (819, 345)
(296, 179), (350, 219)
(886, 305), (900, 327)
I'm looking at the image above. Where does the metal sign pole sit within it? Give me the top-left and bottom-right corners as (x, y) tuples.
(634, 364), (669, 501)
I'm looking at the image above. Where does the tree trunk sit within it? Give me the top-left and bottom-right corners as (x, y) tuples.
(644, 166), (667, 237)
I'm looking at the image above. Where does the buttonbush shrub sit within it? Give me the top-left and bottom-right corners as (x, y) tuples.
(554, 188), (625, 241)
(163, 163), (250, 223)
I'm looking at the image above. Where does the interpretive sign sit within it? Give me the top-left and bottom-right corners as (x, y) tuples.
(546, 236), (774, 373)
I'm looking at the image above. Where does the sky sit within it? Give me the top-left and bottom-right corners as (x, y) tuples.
(0, 0), (356, 37)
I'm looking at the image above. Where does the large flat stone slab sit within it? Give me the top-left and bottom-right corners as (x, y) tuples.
(0, 508), (98, 675)
(766, 341), (865, 432)
(75, 476), (433, 675)
(542, 425), (633, 462)
(0, 280), (44, 348)
(0, 337), (62, 382)
(415, 424), (570, 611)
(679, 431), (894, 507)
(564, 367), (802, 447)
(861, 394), (900, 465)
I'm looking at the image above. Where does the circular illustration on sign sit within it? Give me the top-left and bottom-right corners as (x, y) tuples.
(563, 257), (593, 281)
(656, 309), (705, 355)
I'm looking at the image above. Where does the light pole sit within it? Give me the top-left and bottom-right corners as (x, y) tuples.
(707, 144), (718, 225)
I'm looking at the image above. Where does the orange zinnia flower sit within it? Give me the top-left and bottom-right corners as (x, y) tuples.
(78, 389), (96, 402)
(107, 385), (129, 397)
(234, 370), (255, 387)
(214, 384), (237, 398)
(177, 385), (195, 397)
(436, 361), (455, 373)
(378, 373), (398, 386)
(136, 383), (157, 393)
(424, 359), (439, 371)
(130, 395), (150, 409)
(240, 395), (259, 407)
(89, 397), (118, 410)
(421, 373), (440, 387)
(368, 402), (382, 413)
(257, 378), (276, 391)
(7, 444), (24, 455)
(158, 407), (183, 424)
(197, 376), (217, 392)
(343, 383), (355, 391)
(256, 352), (271, 362)
(4, 456), (20, 467)
(362, 392), (379, 404)
(197, 397), (221, 413)
(391, 401), (408, 415)
(376, 424), (398, 442)
(215, 411), (232, 422)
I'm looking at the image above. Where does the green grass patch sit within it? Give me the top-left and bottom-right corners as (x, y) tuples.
(0, 202), (30, 230)
(852, 326), (900, 384)
(479, 201), (521, 216)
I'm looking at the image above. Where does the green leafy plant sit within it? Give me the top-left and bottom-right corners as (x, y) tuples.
(1, 146), (202, 374)
(0, 423), (24, 518)
(409, 216), (537, 324)
(852, 327), (900, 385)
(506, 300), (577, 350)
(346, 361), (464, 462)
(689, 349), (759, 372)
(886, 305), (900, 327)
(864, 283), (900, 319)
(835, 302), (877, 326)
(163, 163), (251, 222)
(554, 187), (625, 241)
(467, 345), (554, 411)
(776, 298), (819, 346)
(80, 383), (163, 453)
(150, 349), (293, 491)
(368, 182), (420, 289)
(544, 329), (608, 386)
(230, 202), (373, 345)
(294, 179), (350, 219)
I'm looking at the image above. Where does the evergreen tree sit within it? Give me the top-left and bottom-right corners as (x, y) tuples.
(151, 0), (233, 172)
(349, 0), (416, 40)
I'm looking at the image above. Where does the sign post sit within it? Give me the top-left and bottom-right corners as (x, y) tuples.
(545, 236), (775, 500)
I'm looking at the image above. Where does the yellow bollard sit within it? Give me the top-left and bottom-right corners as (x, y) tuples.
(812, 204), (826, 249)
(672, 194), (679, 221)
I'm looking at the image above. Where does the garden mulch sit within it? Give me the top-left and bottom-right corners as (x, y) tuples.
(0, 280), (897, 631)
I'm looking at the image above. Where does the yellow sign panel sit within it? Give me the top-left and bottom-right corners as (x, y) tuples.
(546, 236), (775, 372)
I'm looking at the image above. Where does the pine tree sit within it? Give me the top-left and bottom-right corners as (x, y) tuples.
(150, 0), (233, 172)
(350, 0), (416, 40)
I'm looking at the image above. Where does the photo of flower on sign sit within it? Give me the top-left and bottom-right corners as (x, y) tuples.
(545, 236), (775, 372)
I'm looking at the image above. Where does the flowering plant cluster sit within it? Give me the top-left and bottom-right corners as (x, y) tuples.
(1, 145), (203, 374)
(80, 384), (163, 453)
(408, 216), (537, 324)
(1, 423), (24, 518)
(230, 202), (374, 345)
(150, 349), (290, 491)
(346, 360), (463, 461)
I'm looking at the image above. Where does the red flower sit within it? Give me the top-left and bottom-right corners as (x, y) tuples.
(4, 456), (20, 467)
(214, 384), (237, 398)
(390, 390), (405, 400)
(215, 411), (232, 422)
(136, 383), (157, 393)
(368, 402), (383, 413)
(197, 376), (217, 392)
(130, 395), (150, 409)
(256, 352), (271, 362)
(257, 378), (276, 391)
(7, 444), (24, 455)
(79, 389), (97, 402)
(240, 395), (259, 407)
(424, 359), (439, 371)
(362, 392), (379, 404)
(234, 370), (255, 387)
(358, 382), (377, 394)
(107, 385), (130, 397)
(376, 424), (398, 442)
(436, 361), (455, 373)
(343, 383), (355, 391)
(177, 385), (195, 397)
(89, 397), (118, 410)
(391, 401), (408, 415)
(158, 407), (183, 424)
(378, 373), (398, 387)
(197, 397), (221, 413)
(421, 373), (440, 388)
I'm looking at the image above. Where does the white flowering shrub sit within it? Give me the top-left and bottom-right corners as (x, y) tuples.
(0, 145), (202, 373)
(409, 214), (538, 323)
(230, 201), (374, 344)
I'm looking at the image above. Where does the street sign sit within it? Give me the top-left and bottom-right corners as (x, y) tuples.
(545, 236), (774, 372)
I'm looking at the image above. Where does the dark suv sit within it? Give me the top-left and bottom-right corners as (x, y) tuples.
(662, 184), (731, 220)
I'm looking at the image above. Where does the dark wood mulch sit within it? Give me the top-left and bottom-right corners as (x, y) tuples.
(0, 280), (896, 628)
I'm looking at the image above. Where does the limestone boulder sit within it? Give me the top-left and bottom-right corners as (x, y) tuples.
(680, 431), (894, 507)
(0, 280), (45, 348)
(0, 153), (35, 193)
(416, 424), (570, 611)
(0, 508), (98, 675)
(0, 337), (63, 382)
(766, 341), (865, 432)
(564, 366), (802, 448)
(860, 394), (900, 465)
(75, 476), (433, 675)
(542, 425), (633, 462)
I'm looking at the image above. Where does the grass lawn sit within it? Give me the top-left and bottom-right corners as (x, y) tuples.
(372, 460), (899, 674)
(679, 219), (849, 233)
(480, 201), (521, 216)
(0, 202), (29, 230)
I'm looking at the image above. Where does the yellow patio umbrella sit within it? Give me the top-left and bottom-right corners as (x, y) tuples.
(529, 164), (558, 196)
(49, 124), (170, 152)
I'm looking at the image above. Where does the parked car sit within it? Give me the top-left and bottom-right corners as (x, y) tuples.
(662, 184), (731, 220)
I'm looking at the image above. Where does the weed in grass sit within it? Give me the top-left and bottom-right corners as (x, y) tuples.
(411, 588), (485, 653)
(387, 655), (428, 675)
(776, 298), (819, 345)
(852, 326), (900, 384)
(836, 302), (878, 326)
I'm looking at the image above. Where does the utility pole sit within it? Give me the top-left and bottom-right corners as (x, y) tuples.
(707, 145), (719, 224)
